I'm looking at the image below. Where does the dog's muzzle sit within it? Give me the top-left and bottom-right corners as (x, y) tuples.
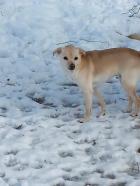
(69, 63), (75, 70)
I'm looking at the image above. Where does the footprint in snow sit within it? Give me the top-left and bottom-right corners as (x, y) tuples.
(12, 123), (23, 130)
(14, 162), (28, 171)
(101, 173), (116, 179)
(0, 107), (7, 117)
(30, 161), (44, 169)
(59, 151), (74, 158)
(109, 182), (127, 186)
(53, 182), (65, 186)
(50, 113), (60, 119)
(85, 184), (99, 186)
(5, 149), (18, 156)
(0, 171), (5, 178)
(62, 175), (80, 182)
(62, 100), (79, 108)
(4, 155), (18, 167)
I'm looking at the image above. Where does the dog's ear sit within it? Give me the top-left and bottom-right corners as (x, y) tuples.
(79, 48), (86, 56)
(53, 47), (62, 56)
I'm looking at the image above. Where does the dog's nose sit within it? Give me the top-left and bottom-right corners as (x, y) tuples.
(69, 63), (75, 70)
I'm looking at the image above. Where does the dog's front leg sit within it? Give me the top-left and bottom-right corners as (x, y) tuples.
(94, 87), (106, 117)
(79, 89), (93, 123)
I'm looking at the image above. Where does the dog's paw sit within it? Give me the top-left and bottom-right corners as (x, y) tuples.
(130, 112), (138, 117)
(78, 119), (84, 123)
(96, 111), (106, 118)
(78, 117), (90, 123)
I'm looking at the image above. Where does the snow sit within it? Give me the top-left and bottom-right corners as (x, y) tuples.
(0, 0), (140, 185)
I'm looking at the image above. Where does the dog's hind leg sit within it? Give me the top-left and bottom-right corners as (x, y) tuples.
(130, 90), (140, 117)
(94, 87), (106, 117)
(127, 96), (133, 113)
(121, 78), (140, 116)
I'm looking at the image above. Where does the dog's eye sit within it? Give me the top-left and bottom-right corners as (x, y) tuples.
(64, 56), (68, 60)
(74, 57), (78, 60)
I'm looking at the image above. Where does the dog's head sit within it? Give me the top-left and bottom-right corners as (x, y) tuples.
(53, 45), (86, 71)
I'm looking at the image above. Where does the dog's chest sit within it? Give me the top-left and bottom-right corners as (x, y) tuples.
(70, 70), (81, 82)
(70, 70), (86, 86)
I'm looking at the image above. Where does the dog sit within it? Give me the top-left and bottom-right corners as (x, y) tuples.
(53, 45), (140, 123)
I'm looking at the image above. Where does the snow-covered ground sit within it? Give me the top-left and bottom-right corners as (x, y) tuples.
(0, 0), (140, 185)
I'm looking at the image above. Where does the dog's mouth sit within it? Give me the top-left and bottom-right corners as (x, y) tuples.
(68, 63), (75, 70)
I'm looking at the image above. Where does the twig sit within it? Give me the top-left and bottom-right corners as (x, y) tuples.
(80, 38), (106, 43)
(56, 38), (109, 46)
(115, 31), (125, 36)
(122, 4), (140, 18)
(129, 5), (140, 17)
(80, 38), (109, 47)
(56, 40), (78, 45)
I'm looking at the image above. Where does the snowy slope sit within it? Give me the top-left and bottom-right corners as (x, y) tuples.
(0, 0), (140, 185)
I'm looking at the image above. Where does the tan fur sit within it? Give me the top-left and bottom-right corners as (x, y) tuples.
(127, 33), (140, 41)
(54, 45), (140, 123)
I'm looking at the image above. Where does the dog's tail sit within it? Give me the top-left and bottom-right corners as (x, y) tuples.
(116, 31), (140, 41)
(127, 33), (140, 41)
